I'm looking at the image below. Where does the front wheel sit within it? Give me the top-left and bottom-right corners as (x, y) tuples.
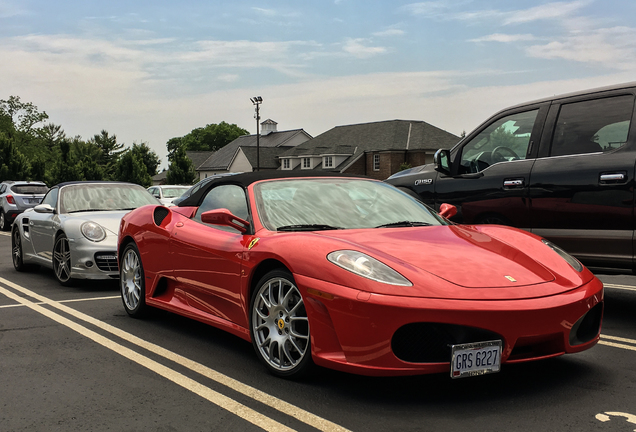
(53, 233), (74, 286)
(120, 243), (148, 317)
(250, 270), (312, 378)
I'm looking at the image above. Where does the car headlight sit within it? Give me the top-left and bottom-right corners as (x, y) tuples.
(327, 250), (413, 286)
(542, 239), (583, 272)
(81, 221), (106, 242)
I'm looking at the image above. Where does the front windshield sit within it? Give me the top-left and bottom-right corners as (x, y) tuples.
(161, 187), (189, 198)
(254, 178), (447, 231)
(60, 183), (159, 214)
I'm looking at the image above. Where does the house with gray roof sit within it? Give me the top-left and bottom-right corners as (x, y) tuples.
(193, 119), (312, 180)
(279, 119), (460, 180)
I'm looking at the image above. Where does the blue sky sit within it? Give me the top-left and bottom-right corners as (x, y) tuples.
(2, 0), (635, 168)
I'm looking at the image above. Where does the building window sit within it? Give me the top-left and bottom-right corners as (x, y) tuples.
(324, 156), (333, 168)
(302, 158), (311, 169)
(282, 159), (290, 169)
(373, 154), (380, 171)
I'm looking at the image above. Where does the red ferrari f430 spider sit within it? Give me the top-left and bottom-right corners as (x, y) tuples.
(118, 172), (603, 379)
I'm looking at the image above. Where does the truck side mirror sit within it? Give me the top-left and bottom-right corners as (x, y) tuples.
(434, 149), (451, 175)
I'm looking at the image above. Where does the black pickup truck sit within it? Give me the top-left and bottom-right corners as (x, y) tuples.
(386, 81), (636, 271)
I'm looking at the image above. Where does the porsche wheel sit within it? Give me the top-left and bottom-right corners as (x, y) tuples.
(53, 233), (74, 286)
(120, 243), (148, 318)
(12, 226), (27, 272)
(250, 270), (312, 378)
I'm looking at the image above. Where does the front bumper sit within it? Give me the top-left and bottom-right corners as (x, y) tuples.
(68, 235), (119, 280)
(297, 274), (603, 376)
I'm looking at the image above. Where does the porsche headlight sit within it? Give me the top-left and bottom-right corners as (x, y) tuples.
(327, 250), (412, 286)
(81, 221), (106, 242)
(542, 239), (583, 272)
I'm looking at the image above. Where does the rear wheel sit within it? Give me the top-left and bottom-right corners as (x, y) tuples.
(250, 269), (312, 378)
(120, 243), (148, 317)
(0, 211), (10, 231)
(53, 233), (74, 286)
(12, 226), (27, 271)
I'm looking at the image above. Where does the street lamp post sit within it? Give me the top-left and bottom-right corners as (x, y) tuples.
(250, 96), (263, 171)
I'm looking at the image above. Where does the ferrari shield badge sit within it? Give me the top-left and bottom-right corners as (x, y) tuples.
(505, 275), (517, 282)
(248, 237), (260, 250)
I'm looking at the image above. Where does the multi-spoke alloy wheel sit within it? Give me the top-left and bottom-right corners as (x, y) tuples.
(53, 234), (73, 286)
(250, 270), (312, 378)
(120, 243), (147, 317)
(0, 211), (8, 231)
(12, 226), (26, 271)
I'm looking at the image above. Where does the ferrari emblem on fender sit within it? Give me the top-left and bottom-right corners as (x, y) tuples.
(248, 238), (260, 250)
(505, 276), (517, 282)
(277, 318), (285, 330)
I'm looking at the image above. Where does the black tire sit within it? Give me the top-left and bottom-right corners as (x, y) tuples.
(12, 226), (27, 272)
(250, 269), (313, 379)
(120, 242), (148, 318)
(53, 233), (74, 286)
(0, 210), (10, 231)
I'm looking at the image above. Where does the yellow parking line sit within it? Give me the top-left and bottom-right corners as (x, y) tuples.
(601, 334), (636, 345)
(0, 295), (120, 309)
(603, 283), (636, 292)
(0, 277), (350, 432)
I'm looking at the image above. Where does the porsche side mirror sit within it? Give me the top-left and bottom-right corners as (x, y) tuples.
(201, 208), (249, 233)
(434, 149), (451, 176)
(34, 204), (54, 214)
(438, 203), (457, 219)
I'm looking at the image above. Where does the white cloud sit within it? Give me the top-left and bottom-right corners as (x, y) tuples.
(504, 0), (592, 25)
(218, 74), (239, 83)
(0, 0), (27, 18)
(342, 38), (386, 58)
(527, 26), (636, 70)
(373, 29), (405, 37)
(469, 33), (536, 43)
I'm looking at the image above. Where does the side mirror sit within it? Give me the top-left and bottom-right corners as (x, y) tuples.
(438, 203), (457, 219)
(434, 149), (451, 176)
(201, 208), (249, 233)
(34, 204), (55, 214)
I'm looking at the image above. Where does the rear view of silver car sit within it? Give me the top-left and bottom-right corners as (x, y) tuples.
(0, 181), (48, 231)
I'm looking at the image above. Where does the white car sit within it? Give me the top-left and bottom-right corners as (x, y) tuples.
(147, 185), (190, 206)
(11, 181), (159, 286)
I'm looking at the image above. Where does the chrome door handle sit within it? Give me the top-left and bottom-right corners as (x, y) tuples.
(600, 173), (625, 181)
(503, 179), (524, 188)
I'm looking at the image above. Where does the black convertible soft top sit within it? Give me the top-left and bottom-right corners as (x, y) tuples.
(178, 170), (366, 207)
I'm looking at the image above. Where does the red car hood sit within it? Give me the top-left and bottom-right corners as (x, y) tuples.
(313, 225), (559, 290)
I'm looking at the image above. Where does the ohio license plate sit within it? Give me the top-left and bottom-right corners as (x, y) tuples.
(451, 340), (502, 379)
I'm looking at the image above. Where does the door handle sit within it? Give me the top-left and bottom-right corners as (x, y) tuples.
(599, 172), (627, 185)
(503, 179), (524, 188)
(599, 173), (625, 181)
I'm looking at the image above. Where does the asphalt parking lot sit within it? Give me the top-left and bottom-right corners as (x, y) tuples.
(1, 230), (635, 432)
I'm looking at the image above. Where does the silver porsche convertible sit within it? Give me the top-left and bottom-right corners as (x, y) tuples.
(11, 181), (159, 286)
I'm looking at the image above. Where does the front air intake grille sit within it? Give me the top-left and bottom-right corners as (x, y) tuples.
(569, 302), (603, 346)
(95, 252), (118, 272)
(153, 206), (170, 226)
(392, 323), (502, 363)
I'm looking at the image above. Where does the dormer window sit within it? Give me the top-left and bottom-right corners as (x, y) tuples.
(302, 158), (311, 169)
(324, 156), (333, 168)
(283, 159), (290, 169)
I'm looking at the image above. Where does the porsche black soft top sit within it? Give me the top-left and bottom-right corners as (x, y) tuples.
(178, 170), (367, 207)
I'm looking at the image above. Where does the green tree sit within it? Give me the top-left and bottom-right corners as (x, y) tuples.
(167, 121), (248, 158)
(114, 143), (160, 187)
(0, 96), (49, 135)
(90, 130), (125, 179)
(166, 144), (196, 185)
(49, 139), (82, 184)
(0, 132), (31, 182)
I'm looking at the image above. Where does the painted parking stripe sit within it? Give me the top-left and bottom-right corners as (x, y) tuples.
(0, 284), (297, 432)
(0, 295), (120, 309)
(0, 231), (10, 237)
(603, 283), (636, 292)
(0, 277), (350, 432)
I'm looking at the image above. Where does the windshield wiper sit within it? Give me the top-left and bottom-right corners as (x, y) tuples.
(375, 221), (432, 228)
(277, 224), (344, 232)
(67, 209), (108, 213)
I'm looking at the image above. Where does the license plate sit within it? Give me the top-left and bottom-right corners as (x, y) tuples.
(451, 340), (502, 379)
(27, 198), (41, 204)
